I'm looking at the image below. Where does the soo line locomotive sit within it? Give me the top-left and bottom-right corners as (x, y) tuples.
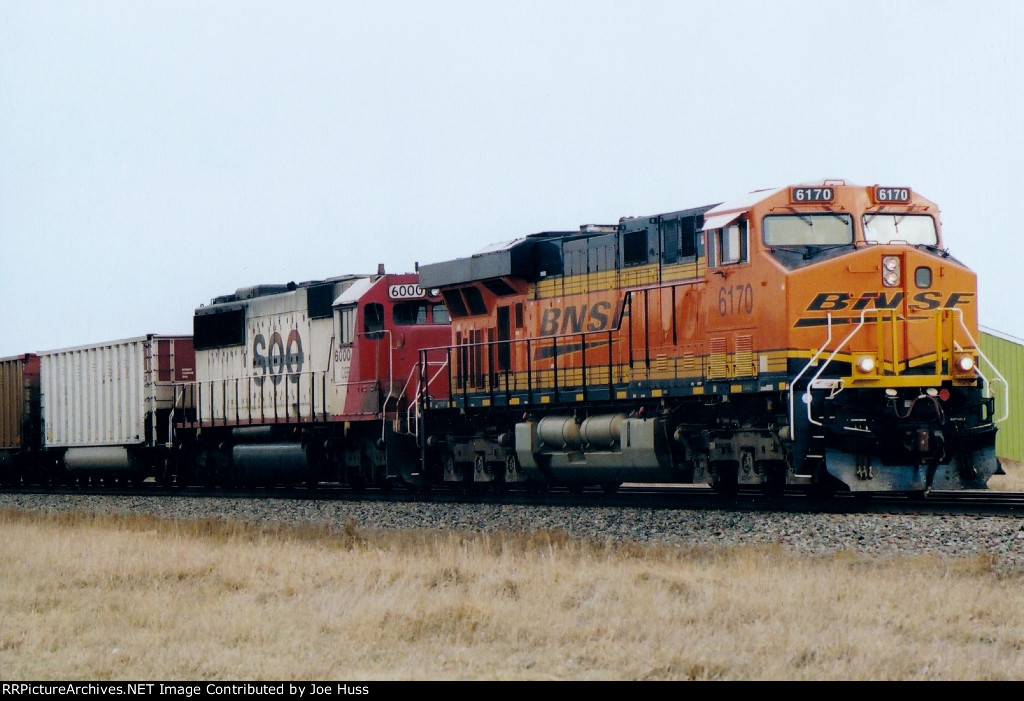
(0, 180), (1010, 497)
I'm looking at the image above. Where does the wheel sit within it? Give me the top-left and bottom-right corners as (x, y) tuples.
(504, 453), (520, 482)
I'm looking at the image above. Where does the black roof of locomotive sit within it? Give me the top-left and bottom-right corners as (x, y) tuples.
(419, 203), (717, 289)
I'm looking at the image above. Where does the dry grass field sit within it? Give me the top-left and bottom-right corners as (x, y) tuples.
(1, 491), (1023, 681)
(987, 458), (1024, 491)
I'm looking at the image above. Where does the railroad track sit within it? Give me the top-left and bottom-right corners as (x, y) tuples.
(4, 482), (1023, 517)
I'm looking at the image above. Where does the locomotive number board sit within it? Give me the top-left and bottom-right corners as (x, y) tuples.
(790, 187), (835, 203)
(871, 186), (912, 204)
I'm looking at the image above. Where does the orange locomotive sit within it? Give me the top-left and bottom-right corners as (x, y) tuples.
(414, 180), (1007, 495)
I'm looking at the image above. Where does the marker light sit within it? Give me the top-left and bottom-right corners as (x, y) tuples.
(855, 356), (876, 374)
(882, 256), (901, 287)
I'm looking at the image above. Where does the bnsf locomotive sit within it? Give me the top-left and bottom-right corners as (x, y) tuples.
(0, 180), (1008, 497)
(412, 180), (1007, 495)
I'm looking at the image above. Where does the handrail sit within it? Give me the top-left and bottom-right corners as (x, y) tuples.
(803, 308), (876, 427)
(950, 307), (1010, 423)
(361, 329), (397, 444)
(788, 312), (834, 436)
(403, 356), (450, 443)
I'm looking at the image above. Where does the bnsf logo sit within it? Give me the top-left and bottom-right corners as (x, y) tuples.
(539, 301), (614, 336)
(806, 291), (974, 311)
(252, 330), (304, 385)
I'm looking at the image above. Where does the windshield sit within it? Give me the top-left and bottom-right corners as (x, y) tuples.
(763, 213), (853, 246)
(862, 214), (937, 245)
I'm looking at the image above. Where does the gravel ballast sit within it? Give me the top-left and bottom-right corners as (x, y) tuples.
(2, 493), (1022, 574)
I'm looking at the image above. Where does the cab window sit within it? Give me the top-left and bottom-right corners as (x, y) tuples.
(393, 302), (428, 325)
(863, 214), (937, 245)
(709, 220), (748, 266)
(719, 222), (747, 264)
(363, 303), (385, 339)
(763, 213), (853, 246)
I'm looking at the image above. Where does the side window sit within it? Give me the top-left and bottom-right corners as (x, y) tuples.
(363, 302), (385, 339)
(715, 221), (748, 266)
(338, 306), (356, 345)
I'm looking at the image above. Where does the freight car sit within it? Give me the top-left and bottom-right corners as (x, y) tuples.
(1, 337), (195, 486)
(0, 354), (40, 485)
(410, 180), (1008, 496)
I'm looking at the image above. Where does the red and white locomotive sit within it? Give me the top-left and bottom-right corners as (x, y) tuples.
(173, 269), (449, 488)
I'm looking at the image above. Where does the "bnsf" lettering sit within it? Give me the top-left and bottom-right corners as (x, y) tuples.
(806, 292), (974, 311)
(539, 301), (613, 336)
(253, 330), (304, 385)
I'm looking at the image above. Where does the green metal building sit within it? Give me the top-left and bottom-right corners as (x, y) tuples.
(980, 327), (1023, 463)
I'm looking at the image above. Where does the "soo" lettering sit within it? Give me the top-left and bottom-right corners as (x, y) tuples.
(253, 330), (304, 385)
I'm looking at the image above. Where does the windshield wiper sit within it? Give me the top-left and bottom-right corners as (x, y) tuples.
(769, 244), (848, 260)
(915, 242), (950, 258)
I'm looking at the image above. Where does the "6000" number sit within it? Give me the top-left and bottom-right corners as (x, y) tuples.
(388, 284), (425, 299)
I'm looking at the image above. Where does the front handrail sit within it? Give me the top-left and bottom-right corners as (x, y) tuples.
(803, 308), (876, 427)
(788, 312), (835, 435)
(951, 307), (1009, 423)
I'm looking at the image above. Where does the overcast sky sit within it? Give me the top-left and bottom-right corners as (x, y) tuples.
(2, 0), (1023, 358)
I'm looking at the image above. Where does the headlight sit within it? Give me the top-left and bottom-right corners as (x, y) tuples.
(882, 256), (901, 287)
(954, 354), (976, 373)
(855, 356), (876, 374)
